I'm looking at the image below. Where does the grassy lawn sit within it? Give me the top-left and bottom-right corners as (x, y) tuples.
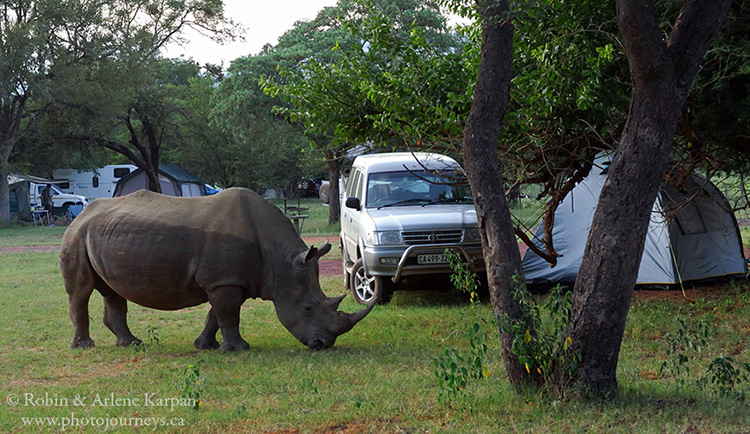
(1, 249), (749, 433)
(0, 225), (68, 247)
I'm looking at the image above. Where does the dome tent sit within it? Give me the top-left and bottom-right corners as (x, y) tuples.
(522, 153), (747, 287)
(9, 180), (32, 222)
(113, 165), (207, 198)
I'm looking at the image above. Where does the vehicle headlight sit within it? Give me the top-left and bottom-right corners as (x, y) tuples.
(368, 231), (403, 246)
(464, 227), (481, 243)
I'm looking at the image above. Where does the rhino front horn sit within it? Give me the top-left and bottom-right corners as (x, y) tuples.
(335, 301), (376, 336)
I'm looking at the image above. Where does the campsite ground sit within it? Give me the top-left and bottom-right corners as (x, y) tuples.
(1, 200), (749, 433)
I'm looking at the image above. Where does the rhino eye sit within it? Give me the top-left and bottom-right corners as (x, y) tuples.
(303, 305), (314, 316)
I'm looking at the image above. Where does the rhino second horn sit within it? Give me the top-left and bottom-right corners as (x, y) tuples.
(335, 301), (376, 336)
(325, 294), (347, 310)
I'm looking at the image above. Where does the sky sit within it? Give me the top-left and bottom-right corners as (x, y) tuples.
(164, 0), (340, 67)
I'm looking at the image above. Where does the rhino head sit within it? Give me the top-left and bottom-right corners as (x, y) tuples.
(273, 243), (375, 349)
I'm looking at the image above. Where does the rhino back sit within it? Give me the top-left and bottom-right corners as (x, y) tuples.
(61, 188), (305, 309)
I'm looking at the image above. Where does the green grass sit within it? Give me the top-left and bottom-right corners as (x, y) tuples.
(268, 198), (341, 237)
(0, 225), (67, 247)
(1, 250), (749, 433)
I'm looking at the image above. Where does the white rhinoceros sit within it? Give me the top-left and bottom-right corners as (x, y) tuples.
(59, 188), (374, 350)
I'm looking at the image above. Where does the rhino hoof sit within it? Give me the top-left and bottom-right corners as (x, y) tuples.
(71, 338), (95, 349)
(220, 340), (250, 351)
(116, 337), (143, 347)
(194, 338), (220, 350)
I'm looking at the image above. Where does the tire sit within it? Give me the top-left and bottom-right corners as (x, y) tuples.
(342, 253), (350, 290)
(319, 183), (330, 204)
(350, 258), (394, 305)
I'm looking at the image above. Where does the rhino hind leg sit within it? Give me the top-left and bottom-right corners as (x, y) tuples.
(101, 290), (142, 347)
(207, 286), (249, 351)
(68, 290), (95, 349)
(63, 253), (96, 349)
(193, 308), (220, 350)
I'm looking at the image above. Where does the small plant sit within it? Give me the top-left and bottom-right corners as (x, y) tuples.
(433, 251), (490, 403)
(434, 348), (469, 403)
(146, 325), (160, 348)
(659, 316), (711, 386)
(180, 364), (205, 409)
(129, 326), (159, 353)
(130, 341), (146, 353)
(699, 356), (750, 401)
(498, 277), (579, 399)
(446, 249), (480, 307)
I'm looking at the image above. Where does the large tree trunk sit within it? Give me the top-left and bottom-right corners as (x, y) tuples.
(144, 166), (162, 193)
(0, 142), (12, 222)
(462, 0), (537, 390)
(324, 148), (340, 225)
(569, 0), (732, 396)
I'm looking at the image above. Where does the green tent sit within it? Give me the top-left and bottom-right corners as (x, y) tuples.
(113, 165), (208, 197)
(9, 181), (33, 222)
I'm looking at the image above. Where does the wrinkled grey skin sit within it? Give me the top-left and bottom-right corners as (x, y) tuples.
(59, 188), (374, 351)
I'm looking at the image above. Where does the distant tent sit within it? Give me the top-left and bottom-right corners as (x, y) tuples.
(113, 165), (208, 197)
(522, 152), (747, 286)
(9, 181), (32, 222)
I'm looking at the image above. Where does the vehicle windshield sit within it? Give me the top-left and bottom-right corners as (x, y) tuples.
(365, 169), (473, 208)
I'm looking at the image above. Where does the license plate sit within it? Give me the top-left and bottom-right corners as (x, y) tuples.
(418, 254), (449, 265)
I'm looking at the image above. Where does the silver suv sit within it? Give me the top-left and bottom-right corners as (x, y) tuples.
(341, 152), (485, 304)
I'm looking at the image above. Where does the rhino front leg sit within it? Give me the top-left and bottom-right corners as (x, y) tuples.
(194, 308), (220, 350)
(207, 286), (249, 351)
(102, 292), (142, 347)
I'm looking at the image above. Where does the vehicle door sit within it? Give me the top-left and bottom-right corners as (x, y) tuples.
(341, 168), (365, 263)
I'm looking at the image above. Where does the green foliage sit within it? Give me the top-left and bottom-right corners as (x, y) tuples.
(699, 356), (750, 401)
(499, 277), (579, 399)
(262, 0), (466, 150)
(146, 325), (161, 348)
(446, 249), (482, 307)
(5, 0), (237, 177)
(658, 316), (750, 401)
(659, 317), (711, 386)
(434, 250), (489, 403)
(434, 348), (470, 402)
(179, 364), (205, 410)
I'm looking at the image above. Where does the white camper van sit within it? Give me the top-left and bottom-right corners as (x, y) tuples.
(52, 165), (137, 200)
(28, 183), (88, 211)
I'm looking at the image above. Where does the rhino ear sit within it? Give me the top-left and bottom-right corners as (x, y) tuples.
(315, 243), (332, 259)
(295, 243), (332, 266)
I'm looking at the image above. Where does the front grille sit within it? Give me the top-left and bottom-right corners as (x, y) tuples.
(402, 229), (463, 245)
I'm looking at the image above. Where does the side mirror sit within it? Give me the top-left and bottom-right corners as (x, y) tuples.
(345, 197), (361, 211)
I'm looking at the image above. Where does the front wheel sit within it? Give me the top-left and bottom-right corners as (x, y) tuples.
(350, 258), (394, 305)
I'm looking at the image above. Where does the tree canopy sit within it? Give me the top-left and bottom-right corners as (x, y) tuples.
(1, 0), (236, 218)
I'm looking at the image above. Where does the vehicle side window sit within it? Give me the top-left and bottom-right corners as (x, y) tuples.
(347, 169), (362, 199)
(113, 168), (130, 178)
(353, 171), (364, 200)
